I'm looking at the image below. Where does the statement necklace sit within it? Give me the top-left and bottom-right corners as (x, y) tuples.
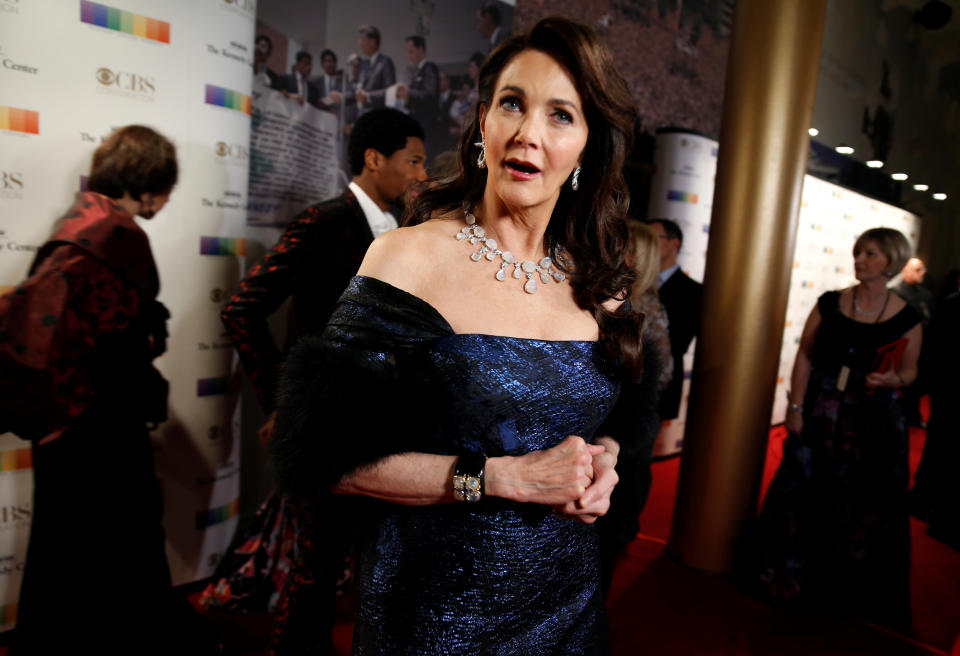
(455, 206), (566, 294)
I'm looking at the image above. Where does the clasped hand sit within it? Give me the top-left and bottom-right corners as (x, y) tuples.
(487, 435), (619, 525)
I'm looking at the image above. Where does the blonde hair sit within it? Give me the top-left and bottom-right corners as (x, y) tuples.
(627, 221), (660, 304)
(853, 227), (912, 277)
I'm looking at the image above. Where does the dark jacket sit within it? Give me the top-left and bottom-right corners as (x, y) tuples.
(221, 190), (372, 411)
(658, 268), (703, 419)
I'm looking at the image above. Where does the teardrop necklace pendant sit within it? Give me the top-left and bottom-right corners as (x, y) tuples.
(455, 206), (565, 295)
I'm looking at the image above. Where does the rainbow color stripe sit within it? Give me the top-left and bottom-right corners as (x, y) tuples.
(205, 85), (252, 115)
(0, 106), (39, 135)
(667, 190), (699, 204)
(0, 602), (17, 625)
(197, 376), (230, 397)
(200, 236), (246, 256)
(196, 498), (239, 529)
(80, 1), (170, 44)
(0, 448), (32, 472)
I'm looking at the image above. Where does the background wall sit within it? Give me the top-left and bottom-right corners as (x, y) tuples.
(648, 132), (922, 456)
(0, 0), (257, 626)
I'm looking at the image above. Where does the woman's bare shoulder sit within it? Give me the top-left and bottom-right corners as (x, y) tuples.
(357, 214), (463, 291)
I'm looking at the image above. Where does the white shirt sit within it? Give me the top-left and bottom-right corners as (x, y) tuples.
(349, 181), (397, 238)
(657, 264), (680, 289)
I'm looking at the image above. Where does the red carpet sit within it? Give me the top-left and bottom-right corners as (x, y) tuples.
(606, 422), (960, 655)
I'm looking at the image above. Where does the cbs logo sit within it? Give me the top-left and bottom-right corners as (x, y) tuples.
(96, 67), (156, 93)
(0, 171), (23, 190)
(215, 141), (249, 160)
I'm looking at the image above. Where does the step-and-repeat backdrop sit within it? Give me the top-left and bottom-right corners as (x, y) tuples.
(0, 0), (258, 629)
(648, 130), (921, 456)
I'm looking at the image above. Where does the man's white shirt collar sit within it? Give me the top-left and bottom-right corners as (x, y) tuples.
(349, 181), (397, 238)
(657, 263), (680, 289)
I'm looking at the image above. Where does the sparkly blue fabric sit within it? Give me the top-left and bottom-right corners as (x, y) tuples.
(328, 277), (620, 655)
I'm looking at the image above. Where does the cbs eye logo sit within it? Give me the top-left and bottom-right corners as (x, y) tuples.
(215, 142), (229, 157)
(96, 67), (116, 85)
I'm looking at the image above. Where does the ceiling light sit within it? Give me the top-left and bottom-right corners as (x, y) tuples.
(891, 172), (908, 181)
(866, 160), (883, 168)
(835, 145), (854, 154)
(933, 193), (947, 200)
(808, 128), (819, 137)
(913, 183), (929, 191)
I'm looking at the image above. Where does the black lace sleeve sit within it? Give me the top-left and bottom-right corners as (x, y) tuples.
(271, 276), (453, 498)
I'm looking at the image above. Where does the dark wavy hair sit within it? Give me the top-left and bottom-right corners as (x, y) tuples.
(405, 16), (642, 379)
(87, 125), (178, 201)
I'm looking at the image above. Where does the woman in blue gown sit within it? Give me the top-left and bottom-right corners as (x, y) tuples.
(272, 17), (642, 655)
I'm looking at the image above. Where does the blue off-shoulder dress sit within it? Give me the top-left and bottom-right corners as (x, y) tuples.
(273, 276), (630, 655)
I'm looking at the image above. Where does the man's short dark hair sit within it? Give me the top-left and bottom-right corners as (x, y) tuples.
(480, 2), (502, 26)
(295, 50), (311, 64)
(320, 49), (337, 63)
(358, 25), (381, 48)
(406, 35), (426, 52)
(87, 125), (178, 201)
(348, 108), (425, 176)
(256, 34), (273, 52)
(649, 218), (683, 247)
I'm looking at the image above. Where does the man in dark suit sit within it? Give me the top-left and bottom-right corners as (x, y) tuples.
(313, 48), (345, 114)
(220, 108), (426, 654)
(279, 50), (321, 108)
(649, 218), (703, 420)
(397, 35), (440, 157)
(476, 1), (506, 52)
(353, 24), (396, 114)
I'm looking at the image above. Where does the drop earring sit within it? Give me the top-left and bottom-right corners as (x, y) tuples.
(571, 166), (581, 191)
(475, 138), (487, 169)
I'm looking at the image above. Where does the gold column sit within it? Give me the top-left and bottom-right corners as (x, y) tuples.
(668, 0), (828, 572)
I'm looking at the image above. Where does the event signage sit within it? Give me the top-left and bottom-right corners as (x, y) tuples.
(80, 1), (171, 44)
(0, 108), (38, 135)
(0, 0), (255, 630)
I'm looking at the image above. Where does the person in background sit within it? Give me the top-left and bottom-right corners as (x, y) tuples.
(648, 218), (702, 421)
(476, 1), (506, 52)
(435, 70), (460, 151)
(353, 24), (396, 114)
(205, 108), (426, 655)
(314, 48), (344, 114)
(597, 220), (672, 596)
(749, 227), (921, 631)
(892, 256), (932, 428)
(397, 35), (440, 157)
(893, 256), (933, 323)
(271, 16), (642, 653)
(0, 126), (214, 654)
(280, 51), (321, 108)
(449, 51), (486, 136)
(254, 34), (281, 89)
